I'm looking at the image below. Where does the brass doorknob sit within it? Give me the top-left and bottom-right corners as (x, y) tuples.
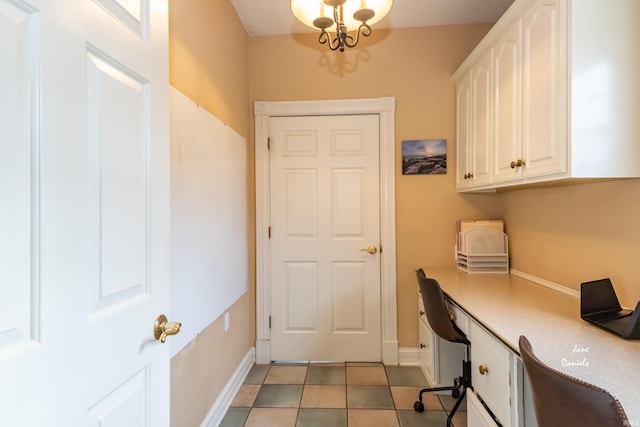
(361, 246), (378, 255)
(154, 314), (181, 343)
(479, 365), (489, 375)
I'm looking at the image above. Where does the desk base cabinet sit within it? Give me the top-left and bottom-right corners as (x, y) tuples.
(418, 294), (466, 388)
(420, 295), (534, 425)
(449, 299), (531, 426)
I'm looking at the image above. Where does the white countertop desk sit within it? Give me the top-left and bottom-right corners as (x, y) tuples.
(425, 268), (640, 424)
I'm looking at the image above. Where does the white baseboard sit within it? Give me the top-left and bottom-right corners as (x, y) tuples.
(398, 347), (420, 366)
(200, 347), (255, 427)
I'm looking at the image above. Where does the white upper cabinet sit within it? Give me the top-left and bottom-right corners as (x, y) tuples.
(520, 0), (568, 180)
(454, 0), (640, 192)
(456, 72), (472, 188)
(493, 18), (523, 184)
(456, 50), (493, 190)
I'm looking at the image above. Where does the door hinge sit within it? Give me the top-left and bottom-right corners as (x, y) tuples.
(268, 137), (271, 150)
(269, 315), (272, 328)
(268, 226), (271, 239)
(380, 245), (383, 254)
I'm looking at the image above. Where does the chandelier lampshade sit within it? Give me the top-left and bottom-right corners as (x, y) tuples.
(291, 0), (393, 51)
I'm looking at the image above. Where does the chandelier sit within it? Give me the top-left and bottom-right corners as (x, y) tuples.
(291, 0), (394, 52)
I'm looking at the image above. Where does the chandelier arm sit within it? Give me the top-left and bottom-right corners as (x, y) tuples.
(319, 29), (341, 51)
(318, 29), (340, 50)
(343, 22), (372, 48)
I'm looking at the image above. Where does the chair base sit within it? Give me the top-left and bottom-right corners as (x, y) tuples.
(414, 360), (471, 427)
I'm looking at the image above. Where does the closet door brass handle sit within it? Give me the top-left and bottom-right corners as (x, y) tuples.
(361, 246), (378, 255)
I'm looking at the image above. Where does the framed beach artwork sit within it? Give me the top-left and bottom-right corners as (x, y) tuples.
(402, 139), (447, 175)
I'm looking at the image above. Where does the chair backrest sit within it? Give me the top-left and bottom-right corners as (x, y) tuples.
(416, 269), (469, 345)
(519, 335), (630, 427)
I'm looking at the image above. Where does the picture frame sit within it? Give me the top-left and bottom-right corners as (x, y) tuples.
(401, 139), (447, 175)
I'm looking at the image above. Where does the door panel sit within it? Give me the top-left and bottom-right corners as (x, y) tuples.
(270, 115), (381, 361)
(332, 262), (367, 331)
(333, 169), (365, 236)
(0, 0), (39, 354)
(87, 368), (150, 426)
(284, 262), (318, 331)
(284, 170), (316, 237)
(86, 46), (150, 318)
(0, 0), (170, 424)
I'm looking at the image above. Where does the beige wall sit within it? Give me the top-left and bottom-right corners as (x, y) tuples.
(500, 179), (640, 307)
(169, 0), (249, 135)
(249, 25), (502, 347)
(170, 295), (253, 426)
(168, 0), (254, 425)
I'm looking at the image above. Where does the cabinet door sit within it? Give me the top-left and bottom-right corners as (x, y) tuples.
(468, 391), (500, 427)
(470, 51), (493, 187)
(456, 72), (472, 189)
(418, 319), (437, 385)
(470, 322), (512, 427)
(493, 19), (523, 184)
(521, 0), (568, 179)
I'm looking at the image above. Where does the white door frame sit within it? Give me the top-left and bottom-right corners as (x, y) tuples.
(254, 98), (397, 365)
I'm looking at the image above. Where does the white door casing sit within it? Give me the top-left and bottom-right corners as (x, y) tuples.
(0, 0), (171, 425)
(254, 98), (397, 365)
(269, 114), (381, 361)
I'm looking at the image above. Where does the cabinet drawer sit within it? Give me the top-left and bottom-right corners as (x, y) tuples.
(418, 292), (428, 324)
(470, 321), (512, 427)
(448, 301), (470, 335)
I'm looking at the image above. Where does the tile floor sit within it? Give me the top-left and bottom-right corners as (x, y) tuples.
(220, 362), (467, 427)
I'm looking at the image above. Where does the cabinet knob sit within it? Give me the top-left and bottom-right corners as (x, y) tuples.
(510, 159), (526, 169)
(479, 365), (489, 375)
(419, 310), (425, 316)
(420, 343), (426, 349)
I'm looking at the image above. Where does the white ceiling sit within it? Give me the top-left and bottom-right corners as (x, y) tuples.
(230, 0), (516, 36)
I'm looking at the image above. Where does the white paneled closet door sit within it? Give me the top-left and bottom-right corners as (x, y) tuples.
(269, 114), (382, 362)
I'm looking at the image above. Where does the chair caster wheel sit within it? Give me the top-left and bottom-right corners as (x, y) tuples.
(414, 401), (425, 413)
(452, 389), (460, 398)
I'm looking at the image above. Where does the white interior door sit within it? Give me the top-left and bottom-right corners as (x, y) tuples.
(269, 114), (381, 362)
(0, 0), (171, 425)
